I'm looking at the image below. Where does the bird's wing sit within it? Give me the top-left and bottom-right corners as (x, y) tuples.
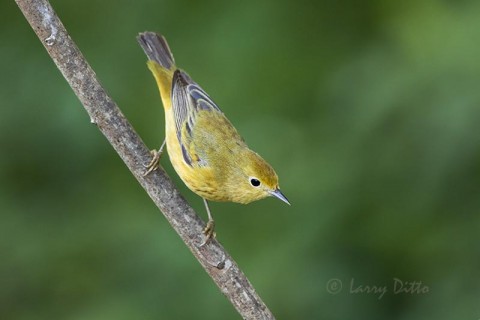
(171, 70), (222, 167)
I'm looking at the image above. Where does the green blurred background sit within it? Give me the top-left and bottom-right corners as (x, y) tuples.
(2, 0), (480, 319)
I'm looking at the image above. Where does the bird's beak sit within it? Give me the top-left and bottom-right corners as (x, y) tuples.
(270, 188), (290, 205)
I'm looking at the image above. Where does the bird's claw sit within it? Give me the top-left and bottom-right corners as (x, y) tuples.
(143, 149), (162, 176)
(200, 220), (216, 246)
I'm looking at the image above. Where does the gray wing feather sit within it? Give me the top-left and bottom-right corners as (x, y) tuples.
(171, 70), (222, 167)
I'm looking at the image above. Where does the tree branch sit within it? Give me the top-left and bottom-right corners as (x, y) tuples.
(15, 0), (275, 318)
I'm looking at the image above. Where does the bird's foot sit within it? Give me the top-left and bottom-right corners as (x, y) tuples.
(143, 149), (162, 176)
(200, 220), (216, 246)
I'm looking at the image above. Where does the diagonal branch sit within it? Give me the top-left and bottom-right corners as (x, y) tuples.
(15, 0), (275, 319)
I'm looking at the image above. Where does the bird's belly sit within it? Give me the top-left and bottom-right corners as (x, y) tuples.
(164, 117), (229, 202)
(169, 154), (229, 202)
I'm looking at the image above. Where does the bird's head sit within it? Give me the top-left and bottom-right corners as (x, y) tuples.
(231, 150), (289, 205)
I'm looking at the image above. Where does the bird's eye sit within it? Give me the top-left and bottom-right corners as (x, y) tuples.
(250, 178), (261, 187)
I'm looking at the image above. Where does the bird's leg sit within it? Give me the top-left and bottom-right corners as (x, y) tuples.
(143, 139), (166, 176)
(201, 198), (216, 246)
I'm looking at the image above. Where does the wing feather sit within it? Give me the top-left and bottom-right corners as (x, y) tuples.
(171, 70), (222, 167)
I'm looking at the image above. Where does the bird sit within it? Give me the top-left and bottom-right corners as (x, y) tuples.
(137, 32), (289, 244)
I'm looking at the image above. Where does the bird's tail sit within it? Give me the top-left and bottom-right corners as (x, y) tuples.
(137, 32), (176, 109)
(137, 32), (175, 71)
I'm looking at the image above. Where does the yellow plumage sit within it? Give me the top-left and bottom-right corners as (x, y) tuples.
(137, 32), (289, 241)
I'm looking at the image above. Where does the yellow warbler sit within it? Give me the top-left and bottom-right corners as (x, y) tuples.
(137, 32), (289, 242)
